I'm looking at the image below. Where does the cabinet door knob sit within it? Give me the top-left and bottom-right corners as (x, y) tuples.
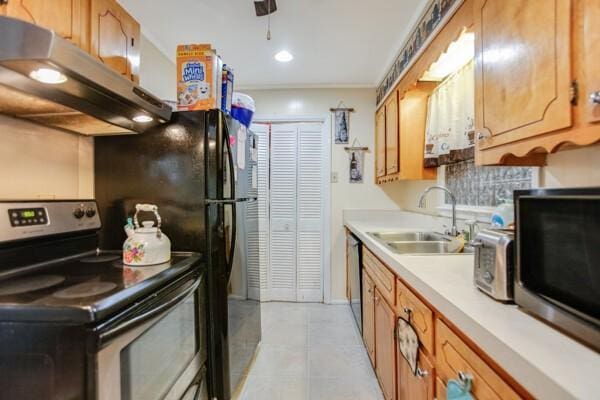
(403, 306), (412, 315)
(590, 91), (600, 104)
(477, 131), (491, 140)
(374, 296), (380, 302)
(416, 367), (429, 378)
(457, 371), (474, 390)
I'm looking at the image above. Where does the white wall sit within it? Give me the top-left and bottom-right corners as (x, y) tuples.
(540, 145), (600, 188)
(245, 88), (410, 302)
(0, 115), (94, 199)
(140, 34), (177, 102)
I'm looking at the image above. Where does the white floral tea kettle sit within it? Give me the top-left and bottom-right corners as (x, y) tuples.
(123, 204), (171, 266)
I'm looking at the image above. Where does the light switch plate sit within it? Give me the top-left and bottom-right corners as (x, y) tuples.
(331, 171), (338, 183)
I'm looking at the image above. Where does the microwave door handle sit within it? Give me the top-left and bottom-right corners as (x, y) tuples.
(97, 278), (200, 346)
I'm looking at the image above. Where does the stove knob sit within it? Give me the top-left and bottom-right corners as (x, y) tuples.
(85, 207), (96, 218)
(73, 207), (85, 219)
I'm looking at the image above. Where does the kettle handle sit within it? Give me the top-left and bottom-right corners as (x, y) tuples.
(133, 204), (162, 237)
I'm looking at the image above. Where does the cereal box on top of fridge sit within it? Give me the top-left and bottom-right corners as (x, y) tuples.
(176, 44), (222, 111)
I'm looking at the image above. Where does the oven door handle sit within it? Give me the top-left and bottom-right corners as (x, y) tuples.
(98, 278), (200, 346)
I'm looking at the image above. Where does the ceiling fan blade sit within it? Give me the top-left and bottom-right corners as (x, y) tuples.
(254, 0), (277, 16)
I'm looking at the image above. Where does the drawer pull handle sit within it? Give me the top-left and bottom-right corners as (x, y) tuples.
(416, 367), (429, 378)
(457, 371), (474, 391)
(591, 91), (600, 104)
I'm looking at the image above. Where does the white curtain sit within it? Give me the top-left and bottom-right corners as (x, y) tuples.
(424, 60), (475, 167)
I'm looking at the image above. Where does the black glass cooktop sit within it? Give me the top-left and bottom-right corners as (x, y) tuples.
(0, 251), (203, 323)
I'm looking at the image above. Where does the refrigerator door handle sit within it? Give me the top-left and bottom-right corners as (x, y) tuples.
(223, 117), (237, 281)
(205, 197), (257, 204)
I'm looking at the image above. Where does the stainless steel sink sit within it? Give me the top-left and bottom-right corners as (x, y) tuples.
(368, 231), (448, 242)
(367, 231), (473, 255)
(385, 241), (459, 254)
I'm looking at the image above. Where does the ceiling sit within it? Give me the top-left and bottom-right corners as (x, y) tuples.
(119, 0), (429, 89)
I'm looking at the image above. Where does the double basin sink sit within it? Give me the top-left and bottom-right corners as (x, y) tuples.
(368, 231), (473, 255)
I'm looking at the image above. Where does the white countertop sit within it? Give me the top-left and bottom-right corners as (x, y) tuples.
(343, 210), (600, 400)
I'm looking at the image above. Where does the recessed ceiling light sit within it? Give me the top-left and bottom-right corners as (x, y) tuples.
(275, 50), (293, 63)
(133, 115), (154, 123)
(29, 68), (67, 84)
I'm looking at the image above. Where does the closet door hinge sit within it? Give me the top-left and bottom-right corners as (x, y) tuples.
(570, 80), (579, 106)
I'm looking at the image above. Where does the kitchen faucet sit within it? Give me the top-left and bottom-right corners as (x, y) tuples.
(418, 185), (459, 236)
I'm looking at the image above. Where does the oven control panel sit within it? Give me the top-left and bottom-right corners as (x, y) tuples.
(0, 200), (101, 243)
(8, 207), (48, 227)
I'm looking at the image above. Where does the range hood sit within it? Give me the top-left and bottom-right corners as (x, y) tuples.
(0, 16), (172, 135)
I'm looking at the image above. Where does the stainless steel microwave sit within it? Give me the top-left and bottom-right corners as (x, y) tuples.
(514, 187), (600, 351)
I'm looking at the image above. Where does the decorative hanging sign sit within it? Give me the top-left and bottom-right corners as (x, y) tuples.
(345, 138), (368, 184)
(330, 101), (355, 144)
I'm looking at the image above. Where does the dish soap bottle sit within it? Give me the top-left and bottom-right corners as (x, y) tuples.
(490, 201), (514, 228)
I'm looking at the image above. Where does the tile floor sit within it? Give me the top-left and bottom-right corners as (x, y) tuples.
(238, 302), (384, 400)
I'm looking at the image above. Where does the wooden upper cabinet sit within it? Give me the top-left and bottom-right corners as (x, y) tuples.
(375, 289), (396, 400)
(399, 83), (437, 181)
(362, 270), (376, 366)
(1, 0), (85, 48)
(583, 0), (600, 123)
(90, 0), (140, 83)
(474, 0), (572, 151)
(375, 107), (387, 178)
(385, 91), (399, 175)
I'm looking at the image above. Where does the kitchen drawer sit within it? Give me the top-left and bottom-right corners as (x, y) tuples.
(363, 247), (395, 306)
(396, 279), (434, 354)
(435, 319), (522, 400)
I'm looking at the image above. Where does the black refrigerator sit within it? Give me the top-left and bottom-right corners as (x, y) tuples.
(94, 109), (261, 400)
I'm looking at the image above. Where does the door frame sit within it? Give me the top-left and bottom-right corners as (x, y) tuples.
(253, 114), (332, 304)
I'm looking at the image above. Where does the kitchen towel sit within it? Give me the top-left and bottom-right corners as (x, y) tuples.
(396, 316), (420, 375)
(447, 377), (474, 400)
(424, 59), (475, 167)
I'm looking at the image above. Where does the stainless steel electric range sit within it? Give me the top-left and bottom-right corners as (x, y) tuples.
(0, 200), (207, 400)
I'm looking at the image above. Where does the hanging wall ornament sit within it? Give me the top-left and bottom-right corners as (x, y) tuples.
(330, 101), (355, 144)
(345, 138), (368, 184)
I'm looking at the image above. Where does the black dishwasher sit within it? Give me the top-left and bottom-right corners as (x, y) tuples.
(347, 231), (363, 333)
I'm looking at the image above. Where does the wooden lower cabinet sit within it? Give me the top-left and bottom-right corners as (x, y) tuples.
(374, 289), (396, 400)
(435, 319), (522, 400)
(354, 240), (530, 400)
(396, 278), (434, 354)
(362, 271), (376, 366)
(436, 378), (447, 400)
(398, 350), (435, 400)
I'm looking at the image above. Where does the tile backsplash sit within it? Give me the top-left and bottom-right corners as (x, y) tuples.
(445, 160), (533, 207)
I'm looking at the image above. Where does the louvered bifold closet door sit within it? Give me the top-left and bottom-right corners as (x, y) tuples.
(248, 123), (270, 301)
(269, 124), (298, 301)
(296, 123), (324, 302)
